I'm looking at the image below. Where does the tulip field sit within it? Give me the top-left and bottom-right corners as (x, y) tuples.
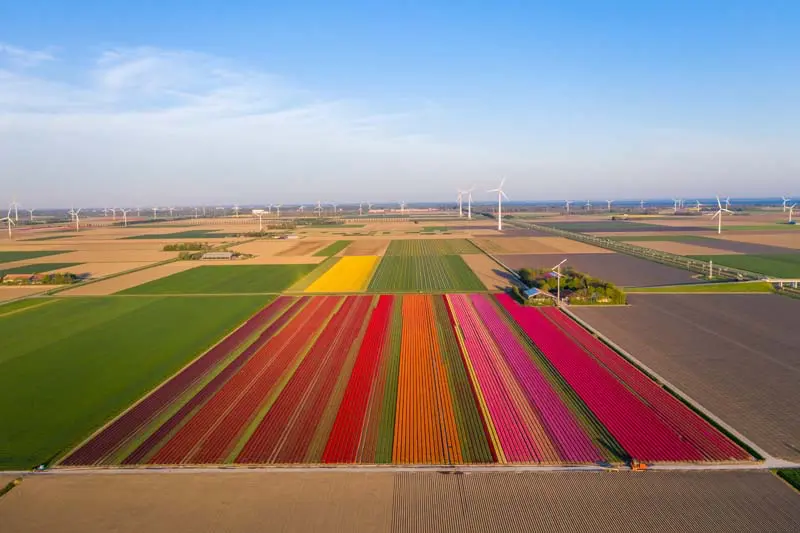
(61, 293), (751, 467)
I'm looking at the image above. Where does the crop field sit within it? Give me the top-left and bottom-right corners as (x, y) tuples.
(689, 253), (800, 277)
(499, 253), (700, 287)
(0, 262), (82, 275)
(574, 294), (800, 460)
(384, 239), (481, 256)
(123, 230), (231, 240)
(312, 240), (353, 256)
(368, 256), (486, 292)
(306, 256), (380, 292)
(0, 250), (69, 264)
(62, 293), (749, 467)
(539, 221), (701, 233)
(120, 264), (317, 294)
(0, 295), (272, 469)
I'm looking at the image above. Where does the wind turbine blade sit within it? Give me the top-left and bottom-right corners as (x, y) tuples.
(487, 188), (499, 193)
(501, 191), (509, 200)
(499, 177), (506, 188)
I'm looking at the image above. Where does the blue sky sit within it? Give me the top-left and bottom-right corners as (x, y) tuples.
(1, 1), (798, 206)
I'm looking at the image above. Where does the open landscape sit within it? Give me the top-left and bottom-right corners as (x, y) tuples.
(3, 3), (800, 530)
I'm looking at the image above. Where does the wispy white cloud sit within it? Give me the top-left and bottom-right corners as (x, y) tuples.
(0, 43), (55, 67)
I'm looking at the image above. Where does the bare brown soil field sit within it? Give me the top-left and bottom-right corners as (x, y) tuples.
(46, 250), (176, 263)
(718, 233), (800, 250)
(61, 262), (199, 296)
(230, 240), (295, 256)
(276, 240), (329, 256)
(44, 262), (152, 278)
(476, 237), (609, 255)
(233, 255), (325, 265)
(0, 286), (49, 303)
(574, 294), (800, 460)
(499, 253), (700, 287)
(1, 471), (797, 532)
(342, 239), (391, 256)
(631, 241), (741, 256)
(461, 254), (520, 290)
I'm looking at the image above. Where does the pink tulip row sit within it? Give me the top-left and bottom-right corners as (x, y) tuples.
(469, 294), (603, 463)
(497, 293), (707, 462)
(540, 307), (750, 461)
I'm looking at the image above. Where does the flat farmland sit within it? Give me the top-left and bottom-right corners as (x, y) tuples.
(574, 294), (800, 460)
(384, 239), (480, 255)
(0, 295), (272, 469)
(689, 253), (800, 278)
(368, 256), (486, 292)
(499, 253), (700, 287)
(0, 286), (50, 303)
(718, 232), (800, 250)
(474, 237), (608, 255)
(0, 262), (82, 274)
(276, 240), (328, 256)
(1, 471), (798, 533)
(63, 294), (749, 467)
(539, 221), (705, 232)
(628, 241), (738, 256)
(461, 254), (521, 290)
(341, 239), (391, 256)
(0, 250), (69, 264)
(120, 264), (317, 294)
(61, 262), (200, 296)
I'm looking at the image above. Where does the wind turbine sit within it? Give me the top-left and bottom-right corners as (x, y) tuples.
(109, 207), (117, 221)
(136, 206), (142, 217)
(275, 204), (282, 218)
(465, 187), (475, 219)
(640, 200), (646, 211)
(551, 259), (567, 304)
(70, 208), (82, 231)
(27, 208), (35, 222)
(9, 199), (20, 222)
(119, 208), (130, 227)
(788, 203), (797, 224)
(711, 196), (733, 234)
(102, 207), (109, 217)
(330, 202), (338, 216)
(564, 200), (573, 215)
(398, 201), (406, 214)
(724, 197), (732, 210)
(256, 211), (266, 232)
(457, 189), (465, 217)
(607, 200), (614, 212)
(367, 202), (373, 212)
(168, 207), (176, 218)
(584, 200), (592, 211)
(233, 205), (240, 217)
(359, 202), (364, 216)
(695, 200), (703, 212)
(488, 178), (508, 231)
(194, 207), (199, 218)
(782, 196), (791, 212)
(315, 201), (323, 217)
(672, 198), (680, 214)
(152, 207), (159, 219)
(297, 205), (305, 213)
(1, 209), (15, 238)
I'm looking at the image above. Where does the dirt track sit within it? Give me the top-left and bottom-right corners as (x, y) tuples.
(0, 470), (797, 532)
(575, 294), (800, 460)
(499, 253), (700, 287)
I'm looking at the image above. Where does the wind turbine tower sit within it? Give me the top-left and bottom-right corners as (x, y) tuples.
(1, 209), (15, 238)
(711, 196), (733, 234)
(607, 200), (613, 212)
(119, 208), (130, 227)
(487, 178), (509, 231)
(466, 187), (475, 219)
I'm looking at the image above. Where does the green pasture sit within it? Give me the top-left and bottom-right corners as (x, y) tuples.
(313, 240), (352, 257)
(626, 281), (773, 293)
(0, 263), (81, 275)
(0, 295), (271, 469)
(0, 251), (69, 265)
(369, 255), (485, 292)
(120, 264), (317, 294)
(689, 254), (800, 278)
(384, 239), (480, 256)
(0, 298), (57, 317)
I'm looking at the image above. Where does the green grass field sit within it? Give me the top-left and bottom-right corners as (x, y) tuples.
(120, 264), (317, 294)
(384, 239), (481, 256)
(124, 230), (231, 240)
(726, 224), (799, 231)
(22, 235), (76, 242)
(0, 295), (271, 469)
(0, 251), (69, 265)
(627, 281), (773, 293)
(689, 254), (800, 278)
(368, 255), (485, 292)
(313, 240), (352, 256)
(0, 298), (57, 317)
(776, 469), (800, 491)
(0, 263), (81, 275)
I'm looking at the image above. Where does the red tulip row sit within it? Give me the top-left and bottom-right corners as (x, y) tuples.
(148, 296), (341, 464)
(322, 295), (394, 463)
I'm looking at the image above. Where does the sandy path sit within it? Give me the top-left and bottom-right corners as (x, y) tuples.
(60, 262), (199, 296)
(0, 473), (393, 533)
(0, 286), (49, 303)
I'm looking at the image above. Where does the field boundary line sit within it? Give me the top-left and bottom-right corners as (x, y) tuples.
(560, 307), (776, 464)
(50, 296), (276, 468)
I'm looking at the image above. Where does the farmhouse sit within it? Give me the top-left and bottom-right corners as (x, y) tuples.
(200, 251), (234, 260)
(1, 273), (42, 284)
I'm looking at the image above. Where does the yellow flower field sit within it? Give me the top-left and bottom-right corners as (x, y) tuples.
(305, 256), (380, 292)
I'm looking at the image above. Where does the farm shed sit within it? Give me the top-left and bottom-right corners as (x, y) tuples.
(200, 252), (233, 260)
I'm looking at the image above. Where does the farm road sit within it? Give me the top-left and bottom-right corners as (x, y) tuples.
(1, 470), (797, 532)
(575, 294), (800, 460)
